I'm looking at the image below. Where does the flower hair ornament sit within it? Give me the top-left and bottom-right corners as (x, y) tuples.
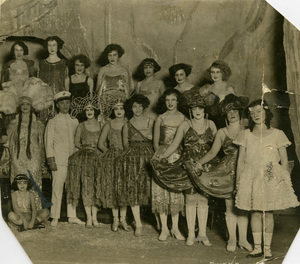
(220, 94), (249, 116)
(70, 92), (99, 118)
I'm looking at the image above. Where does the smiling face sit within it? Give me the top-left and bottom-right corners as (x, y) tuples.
(226, 109), (240, 124)
(132, 102), (144, 117)
(17, 180), (28, 192)
(191, 106), (205, 120)
(210, 67), (223, 83)
(249, 105), (265, 125)
(20, 102), (31, 114)
(14, 44), (24, 60)
(74, 60), (85, 75)
(175, 69), (187, 84)
(113, 103), (125, 118)
(85, 106), (95, 119)
(165, 93), (178, 111)
(143, 64), (154, 78)
(108, 50), (119, 65)
(47, 40), (58, 55)
(56, 99), (71, 114)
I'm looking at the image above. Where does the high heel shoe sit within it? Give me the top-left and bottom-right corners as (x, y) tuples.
(111, 219), (119, 232)
(238, 241), (253, 252)
(158, 229), (170, 241)
(195, 236), (212, 247)
(119, 220), (131, 232)
(170, 229), (185, 241)
(226, 240), (236, 252)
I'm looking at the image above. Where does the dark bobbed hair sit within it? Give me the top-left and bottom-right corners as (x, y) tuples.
(133, 58), (161, 81)
(11, 174), (33, 191)
(109, 99), (125, 119)
(169, 63), (192, 79)
(207, 60), (232, 81)
(124, 94), (150, 119)
(98, 44), (125, 67)
(44, 36), (64, 50)
(155, 88), (187, 116)
(247, 99), (273, 131)
(70, 54), (91, 69)
(10, 41), (29, 56)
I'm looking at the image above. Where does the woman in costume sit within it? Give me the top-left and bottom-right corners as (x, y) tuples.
(66, 94), (102, 228)
(152, 89), (186, 241)
(192, 94), (252, 252)
(133, 58), (165, 120)
(152, 90), (217, 246)
(168, 63), (193, 93)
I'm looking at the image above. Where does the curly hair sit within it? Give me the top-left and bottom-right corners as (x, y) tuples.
(169, 63), (192, 79)
(133, 58), (161, 81)
(247, 99), (273, 131)
(207, 60), (232, 82)
(10, 41), (29, 57)
(69, 54), (91, 69)
(124, 94), (150, 119)
(11, 174), (33, 191)
(155, 88), (187, 115)
(98, 44), (125, 67)
(44, 36), (64, 50)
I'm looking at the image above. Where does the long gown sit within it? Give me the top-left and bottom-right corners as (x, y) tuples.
(187, 128), (236, 199)
(66, 122), (101, 207)
(117, 119), (153, 206)
(7, 115), (45, 210)
(96, 121), (124, 208)
(152, 115), (185, 215)
(233, 128), (299, 211)
(151, 120), (214, 193)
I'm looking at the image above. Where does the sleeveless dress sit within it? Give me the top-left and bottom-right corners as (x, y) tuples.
(96, 122), (124, 208)
(98, 74), (128, 119)
(69, 76), (90, 122)
(188, 128), (237, 198)
(151, 116), (185, 215)
(66, 123), (101, 207)
(39, 59), (67, 94)
(7, 116), (45, 210)
(151, 121), (214, 193)
(233, 128), (300, 211)
(116, 119), (154, 206)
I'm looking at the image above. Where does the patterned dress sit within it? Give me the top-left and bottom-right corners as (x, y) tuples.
(152, 115), (185, 215)
(151, 121), (214, 193)
(117, 119), (154, 206)
(233, 128), (299, 211)
(66, 122), (101, 207)
(96, 121), (124, 208)
(7, 115), (45, 210)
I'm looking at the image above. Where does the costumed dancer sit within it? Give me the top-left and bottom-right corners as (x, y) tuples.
(191, 94), (252, 252)
(45, 91), (84, 227)
(8, 174), (49, 231)
(152, 90), (217, 246)
(168, 63), (193, 92)
(151, 89), (186, 241)
(96, 44), (132, 122)
(133, 58), (165, 120)
(66, 94), (102, 228)
(234, 99), (299, 259)
(97, 97), (131, 232)
(117, 94), (154, 236)
(65, 54), (94, 122)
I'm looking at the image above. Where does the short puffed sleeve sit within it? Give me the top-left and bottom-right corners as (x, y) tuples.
(276, 129), (291, 148)
(233, 129), (248, 148)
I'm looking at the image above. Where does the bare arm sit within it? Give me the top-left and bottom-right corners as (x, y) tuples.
(227, 85), (236, 95)
(153, 117), (161, 151)
(64, 77), (70, 91)
(122, 122), (129, 148)
(98, 122), (110, 152)
(208, 120), (217, 136)
(96, 68), (105, 94)
(74, 124), (83, 149)
(88, 77), (94, 96)
(278, 146), (289, 171)
(28, 193), (37, 229)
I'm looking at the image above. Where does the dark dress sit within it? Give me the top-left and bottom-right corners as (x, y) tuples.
(116, 120), (154, 206)
(151, 121), (214, 193)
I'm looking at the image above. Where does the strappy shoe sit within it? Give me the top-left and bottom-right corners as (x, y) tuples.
(195, 236), (212, 247)
(264, 247), (273, 260)
(170, 229), (185, 241)
(119, 220), (131, 232)
(158, 229), (170, 241)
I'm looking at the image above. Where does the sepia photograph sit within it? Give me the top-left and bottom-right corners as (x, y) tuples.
(0, 0), (300, 263)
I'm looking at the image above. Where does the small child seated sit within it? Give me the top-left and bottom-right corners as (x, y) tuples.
(8, 174), (49, 231)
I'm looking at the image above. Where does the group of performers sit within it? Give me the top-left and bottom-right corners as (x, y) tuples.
(0, 37), (299, 260)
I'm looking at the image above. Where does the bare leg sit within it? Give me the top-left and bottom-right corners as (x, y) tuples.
(249, 211), (263, 256)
